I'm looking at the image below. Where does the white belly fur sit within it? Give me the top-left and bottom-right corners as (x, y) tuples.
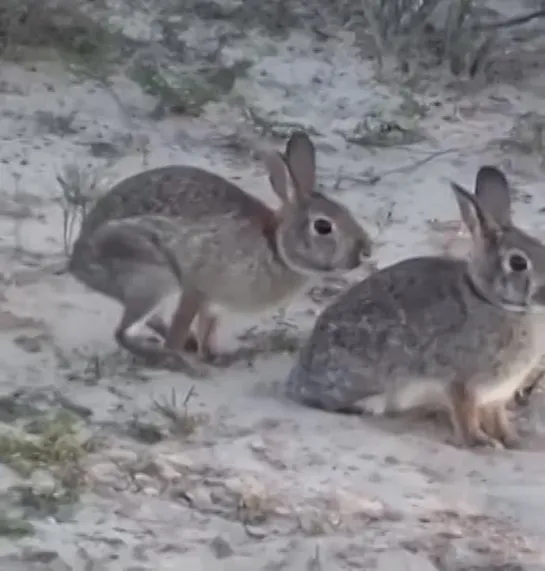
(357, 357), (542, 417)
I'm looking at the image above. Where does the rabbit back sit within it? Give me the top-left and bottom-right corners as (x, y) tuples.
(75, 143), (370, 312)
(286, 256), (539, 414)
(73, 165), (298, 310)
(80, 165), (276, 238)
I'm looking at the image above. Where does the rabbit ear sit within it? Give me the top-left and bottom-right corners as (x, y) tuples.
(284, 131), (316, 199)
(261, 150), (290, 204)
(451, 181), (501, 242)
(474, 166), (512, 227)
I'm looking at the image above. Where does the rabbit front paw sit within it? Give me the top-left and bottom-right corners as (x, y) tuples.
(448, 429), (504, 449)
(479, 404), (521, 449)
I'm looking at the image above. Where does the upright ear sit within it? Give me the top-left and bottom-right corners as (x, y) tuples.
(474, 165), (511, 227)
(284, 131), (316, 200)
(261, 150), (289, 204)
(451, 181), (501, 241)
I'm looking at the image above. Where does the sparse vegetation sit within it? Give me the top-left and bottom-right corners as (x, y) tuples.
(152, 386), (209, 436)
(11, 483), (79, 519)
(0, 411), (91, 474)
(358, 0), (497, 78)
(33, 110), (78, 136)
(130, 59), (243, 118)
(55, 162), (103, 256)
(0, 409), (94, 511)
(55, 345), (150, 385)
(0, 0), (118, 66)
(0, 513), (35, 537)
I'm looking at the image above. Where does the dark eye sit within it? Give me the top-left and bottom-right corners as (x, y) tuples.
(313, 218), (332, 235)
(508, 252), (528, 272)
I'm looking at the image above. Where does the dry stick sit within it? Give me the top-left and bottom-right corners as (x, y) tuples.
(474, 9), (545, 30)
(341, 146), (465, 186)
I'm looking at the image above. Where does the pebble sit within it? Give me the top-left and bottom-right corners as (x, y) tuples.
(209, 536), (234, 559)
(30, 469), (57, 495)
(158, 453), (196, 472)
(105, 448), (139, 467)
(87, 462), (127, 490)
(153, 460), (181, 483)
(0, 464), (23, 493)
(335, 489), (398, 520)
(133, 473), (158, 493)
(186, 486), (214, 511)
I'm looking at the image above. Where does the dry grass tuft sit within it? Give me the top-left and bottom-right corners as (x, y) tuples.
(360, 0), (496, 78)
(0, 0), (115, 64)
(0, 410), (93, 478)
(152, 386), (209, 437)
(55, 162), (104, 256)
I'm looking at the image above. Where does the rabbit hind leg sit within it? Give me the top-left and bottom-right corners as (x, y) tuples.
(164, 289), (209, 357)
(147, 314), (199, 352)
(114, 269), (201, 375)
(116, 295), (200, 376)
(480, 404), (520, 449)
(448, 381), (503, 448)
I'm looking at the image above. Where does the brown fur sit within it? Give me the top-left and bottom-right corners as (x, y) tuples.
(164, 139), (304, 360)
(164, 174), (280, 358)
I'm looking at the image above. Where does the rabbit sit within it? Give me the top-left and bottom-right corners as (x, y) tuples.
(68, 131), (373, 372)
(285, 165), (545, 449)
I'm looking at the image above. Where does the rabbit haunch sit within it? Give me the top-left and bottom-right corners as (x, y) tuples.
(68, 131), (372, 370)
(286, 165), (545, 449)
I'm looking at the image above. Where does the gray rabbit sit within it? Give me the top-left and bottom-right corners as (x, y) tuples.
(69, 132), (372, 371)
(286, 165), (545, 448)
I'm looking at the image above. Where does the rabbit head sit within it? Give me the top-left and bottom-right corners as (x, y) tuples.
(451, 166), (545, 312)
(261, 131), (372, 276)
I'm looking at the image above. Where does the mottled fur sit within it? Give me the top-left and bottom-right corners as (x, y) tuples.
(286, 166), (545, 449)
(69, 132), (372, 371)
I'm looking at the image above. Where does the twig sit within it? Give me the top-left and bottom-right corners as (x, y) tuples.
(474, 9), (545, 30)
(341, 146), (464, 187)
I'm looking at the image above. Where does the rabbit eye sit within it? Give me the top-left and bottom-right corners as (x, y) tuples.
(313, 218), (332, 235)
(508, 252), (529, 272)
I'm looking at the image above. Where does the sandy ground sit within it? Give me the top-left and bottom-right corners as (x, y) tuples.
(2, 1), (545, 569)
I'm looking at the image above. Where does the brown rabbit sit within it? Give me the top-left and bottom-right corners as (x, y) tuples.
(69, 132), (372, 371)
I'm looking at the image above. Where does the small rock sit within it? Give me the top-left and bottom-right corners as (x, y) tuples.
(105, 448), (139, 467)
(30, 469), (56, 495)
(210, 536), (234, 559)
(183, 486), (214, 511)
(374, 549), (438, 571)
(159, 453), (195, 472)
(0, 465), (22, 493)
(224, 475), (267, 499)
(297, 509), (330, 536)
(249, 439), (266, 452)
(154, 459), (182, 483)
(13, 334), (44, 353)
(133, 473), (157, 492)
(87, 462), (127, 490)
(335, 489), (385, 518)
